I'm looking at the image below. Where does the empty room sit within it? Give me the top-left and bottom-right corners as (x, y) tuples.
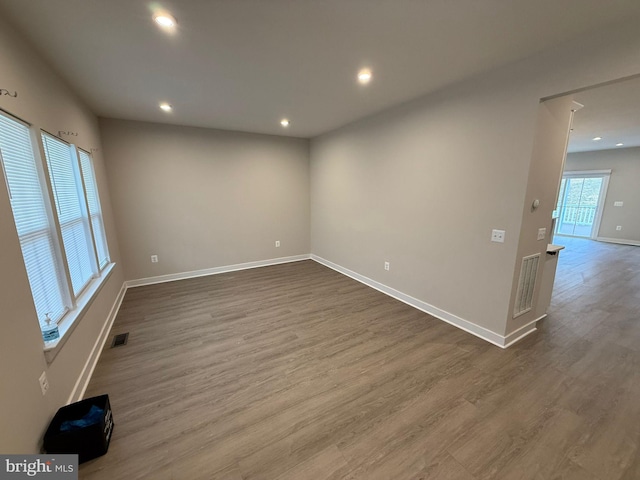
(1, 1), (640, 479)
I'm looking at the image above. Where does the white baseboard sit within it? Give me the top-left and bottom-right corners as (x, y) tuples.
(67, 281), (127, 404)
(596, 236), (640, 247)
(503, 315), (544, 348)
(70, 251), (536, 402)
(68, 254), (311, 403)
(311, 255), (536, 348)
(125, 254), (311, 288)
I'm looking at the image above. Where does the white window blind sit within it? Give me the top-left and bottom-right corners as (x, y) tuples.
(79, 150), (109, 269)
(42, 133), (96, 296)
(0, 112), (68, 327)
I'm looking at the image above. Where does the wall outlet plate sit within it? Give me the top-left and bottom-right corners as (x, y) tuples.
(614, 201), (624, 207)
(151, 255), (158, 263)
(491, 229), (505, 243)
(384, 261), (390, 271)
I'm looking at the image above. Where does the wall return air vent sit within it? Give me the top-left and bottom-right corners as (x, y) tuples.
(513, 253), (540, 318)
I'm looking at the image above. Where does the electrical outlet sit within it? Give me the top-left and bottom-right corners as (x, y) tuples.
(491, 229), (505, 243)
(616, 226), (622, 231)
(384, 261), (390, 271)
(39, 371), (49, 396)
(614, 201), (624, 207)
(537, 228), (546, 241)
(151, 255), (158, 263)
(275, 240), (280, 247)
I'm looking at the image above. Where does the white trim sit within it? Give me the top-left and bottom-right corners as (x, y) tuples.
(43, 262), (115, 363)
(504, 315), (544, 348)
(126, 255), (311, 288)
(311, 255), (535, 348)
(596, 237), (640, 247)
(563, 169), (612, 177)
(67, 252), (543, 406)
(591, 174), (609, 239)
(65, 254), (310, 404)
(66, 252), (540, 403)
(67, 280), (127, 404)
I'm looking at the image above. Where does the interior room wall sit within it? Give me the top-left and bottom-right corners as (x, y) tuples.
(0, 16), (124, 453)
(506, 96), (575, 336)
(310, 19), (640, 342)
(565, 147), (640, 244)
(311, 77), (533, 337)
(99, 119), (310, 281)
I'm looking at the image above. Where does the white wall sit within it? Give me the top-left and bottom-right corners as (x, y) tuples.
(311, 78), (535, 337)
(310, 19), (640, 343)
(0, 16), (124, 453)
(507, 96), (575, 336)
(565, 147), (640, 244)
(99, 119), (310, 281)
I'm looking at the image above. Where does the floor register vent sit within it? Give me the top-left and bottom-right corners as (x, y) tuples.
(111, 332), (129, 348)
(513, 253), (540, 318)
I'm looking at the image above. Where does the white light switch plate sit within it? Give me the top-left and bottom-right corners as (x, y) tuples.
(537, 228), (546, 241)
(614, 201), (624, 207)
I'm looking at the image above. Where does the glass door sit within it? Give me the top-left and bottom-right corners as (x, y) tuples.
(554, 174), (607, 238)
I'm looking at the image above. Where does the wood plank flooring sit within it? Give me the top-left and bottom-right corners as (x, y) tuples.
(80, 238), (640, 479)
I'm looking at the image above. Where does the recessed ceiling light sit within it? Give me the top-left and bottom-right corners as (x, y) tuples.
(153, 12), (176, 28)
(592, 136), (602, 141)
(616, 143), (624, 146)
(280, 119), (290, 127)
(159, 103), (172, 112)
(358, 69), (372, 84)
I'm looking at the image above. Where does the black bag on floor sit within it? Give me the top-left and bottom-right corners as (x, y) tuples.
(43, 394), (114, 464)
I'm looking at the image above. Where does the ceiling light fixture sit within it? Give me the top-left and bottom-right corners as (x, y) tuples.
(616, 143), (624, 146)
(592, 136), (602, 141)
(280, 119), (290, 127)
(159, 103), (173, 112)
(153, 12), (177, 28)
(358, 69), (372, 84)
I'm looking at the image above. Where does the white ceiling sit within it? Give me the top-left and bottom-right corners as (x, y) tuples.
(1, 0), (640, 138)
(568, 76), (640, 153)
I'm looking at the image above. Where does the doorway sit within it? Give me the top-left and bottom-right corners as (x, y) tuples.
(553, 171), (609, 239)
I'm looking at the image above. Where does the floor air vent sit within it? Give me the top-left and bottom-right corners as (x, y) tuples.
(111, 333), (129, 348)
(513, 253), (540, 318)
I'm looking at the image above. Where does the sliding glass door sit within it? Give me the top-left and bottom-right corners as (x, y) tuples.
(554, 172), (609, 238)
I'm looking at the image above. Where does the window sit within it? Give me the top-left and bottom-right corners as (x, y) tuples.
(0, 113), (67, 327)
(0, 110), (110, 335)
(79, 149), (109, 270)
(42, 133), (96, 295)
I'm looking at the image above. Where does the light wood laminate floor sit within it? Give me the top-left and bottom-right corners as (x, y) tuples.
(81, 238), (640, 479)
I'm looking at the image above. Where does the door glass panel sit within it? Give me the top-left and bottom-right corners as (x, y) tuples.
(555, 176), (603, 238)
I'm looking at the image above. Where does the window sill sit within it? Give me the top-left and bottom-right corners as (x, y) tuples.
(43, 263), (116, 364)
